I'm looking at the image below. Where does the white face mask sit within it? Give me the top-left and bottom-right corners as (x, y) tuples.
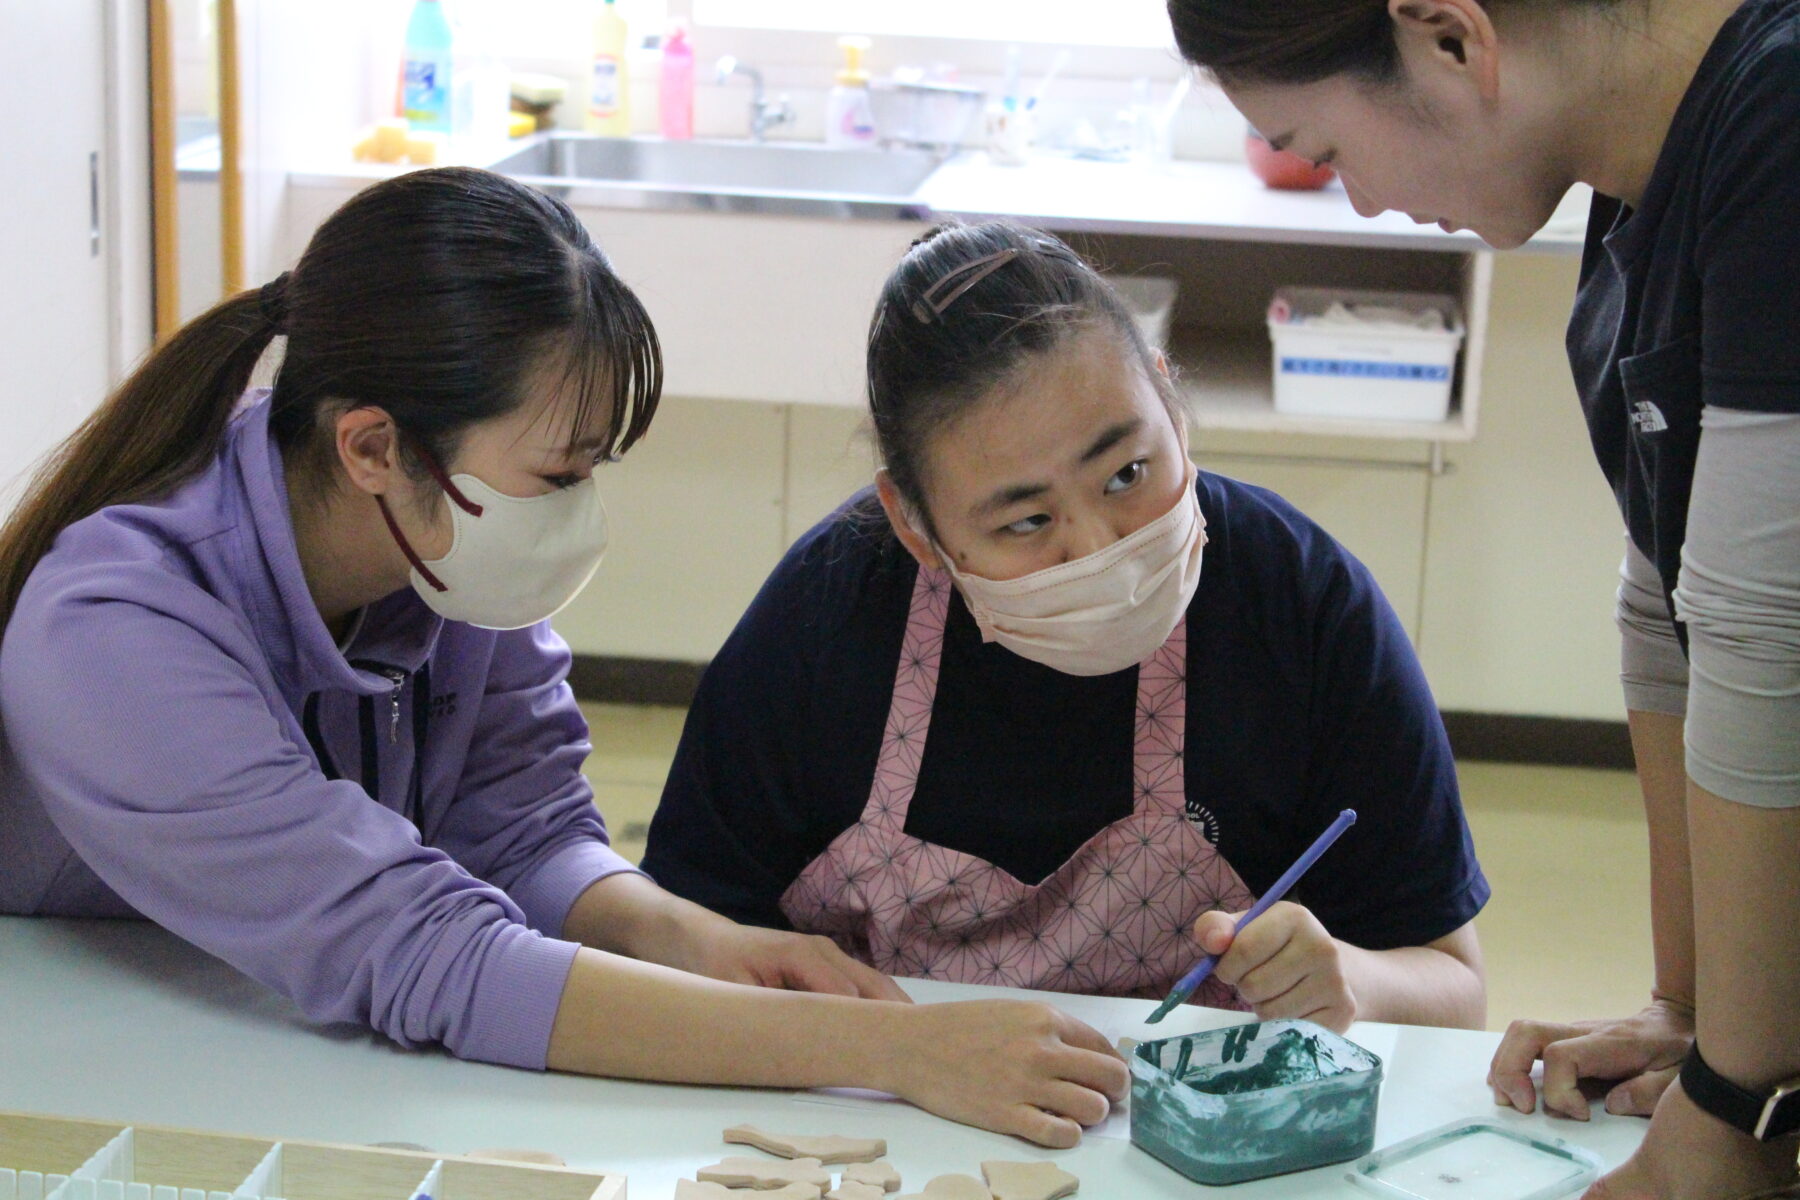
(379, 459), (609, 631)
(934, 464), (1206, 676)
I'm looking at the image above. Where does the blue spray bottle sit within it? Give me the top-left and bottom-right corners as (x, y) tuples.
(400, 0), (455, 133)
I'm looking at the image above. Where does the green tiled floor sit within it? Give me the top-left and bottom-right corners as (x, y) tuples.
(579, 702), (1655, 1033)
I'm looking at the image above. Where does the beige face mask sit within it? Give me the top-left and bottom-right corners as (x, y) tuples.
(377, 446), (610, 631)
(934, 462), (1207, 676)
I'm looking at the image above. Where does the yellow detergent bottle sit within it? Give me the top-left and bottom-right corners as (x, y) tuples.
(586, 0), (630, 136)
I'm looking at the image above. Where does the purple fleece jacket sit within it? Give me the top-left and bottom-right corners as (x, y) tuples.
(0, 394), (639, 1068)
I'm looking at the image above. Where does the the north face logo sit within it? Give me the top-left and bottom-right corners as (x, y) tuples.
(1631, 400), (1669, 433)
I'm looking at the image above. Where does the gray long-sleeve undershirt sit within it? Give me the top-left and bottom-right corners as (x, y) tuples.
(1614, 407), (1800, 808)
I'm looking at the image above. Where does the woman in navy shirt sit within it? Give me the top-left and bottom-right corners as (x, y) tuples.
(1166, 0), (1800, 1192)
(645, 222), (1488, 1032)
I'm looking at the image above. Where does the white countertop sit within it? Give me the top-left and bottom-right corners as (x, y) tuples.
(288, 141), (1591, 257)
(918, 154), (1589, 255)
(0, 918), (1644, 1198)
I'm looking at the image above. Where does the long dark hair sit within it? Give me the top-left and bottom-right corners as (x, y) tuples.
(866, 221), (1176, 536)
(0, 166), (661, 629)
(1166, 0), (1619, 87)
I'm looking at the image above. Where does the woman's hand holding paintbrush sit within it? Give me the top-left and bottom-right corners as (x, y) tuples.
(1148, 810), (1359, 1029)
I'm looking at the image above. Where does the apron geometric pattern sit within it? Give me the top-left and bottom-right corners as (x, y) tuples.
(780, 567), (1256, 1008)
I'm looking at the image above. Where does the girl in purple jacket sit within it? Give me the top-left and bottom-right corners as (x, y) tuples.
(0, 167), (1125, 1148)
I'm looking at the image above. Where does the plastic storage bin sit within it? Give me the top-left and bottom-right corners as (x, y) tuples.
(1129, 1020), (1384, 1185)
(1267, 287), (1464, 423)
(1348, 1119), (1602, 1199)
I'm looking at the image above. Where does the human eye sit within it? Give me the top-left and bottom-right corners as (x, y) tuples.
(1000, 513), (1051, 537)
(1105, 459), (1147, 494)
(542, 473), (584, 490)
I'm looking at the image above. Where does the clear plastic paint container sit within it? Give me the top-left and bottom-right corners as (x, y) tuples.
(1347, 1119), (1603, 1199)
(1129, 1019), (1383, 1185)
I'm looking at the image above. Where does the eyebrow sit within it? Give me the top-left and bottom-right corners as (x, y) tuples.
(1079, 419), (1142, 465)
(552, 433), (615, 456)
(968, 418), (1146, 519)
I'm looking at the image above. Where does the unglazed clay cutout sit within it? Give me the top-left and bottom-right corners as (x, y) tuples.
(677, 1182), (822, 1200)
(841, 1161), (902, 1192)
(894, 1175), (992, 1200)
(697, 1156), (833, 1191)
(826, 1184), (887, 1200)
(980, 1161), (1078, 1200)
(724, 1124), (887, 1165)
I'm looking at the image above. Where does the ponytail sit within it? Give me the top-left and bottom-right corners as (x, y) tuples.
(0, 287), (282, 629)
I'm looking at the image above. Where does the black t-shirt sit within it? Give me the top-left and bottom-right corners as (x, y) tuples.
(641, 473), (1488, 954)
(1569, 0), (1800, 635)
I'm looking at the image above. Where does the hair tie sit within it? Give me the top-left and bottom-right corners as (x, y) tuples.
(258, 271), (292, 332)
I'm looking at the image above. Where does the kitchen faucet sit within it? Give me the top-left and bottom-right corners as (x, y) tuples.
(714, 56), (794, 142)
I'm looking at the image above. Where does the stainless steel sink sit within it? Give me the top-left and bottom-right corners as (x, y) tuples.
(490, 133), (941, 219)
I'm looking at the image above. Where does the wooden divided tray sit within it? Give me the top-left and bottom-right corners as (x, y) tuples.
(0, 1113), (625, 1200)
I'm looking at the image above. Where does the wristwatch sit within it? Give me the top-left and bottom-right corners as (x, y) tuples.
(1682, 1043), (1800, 1141)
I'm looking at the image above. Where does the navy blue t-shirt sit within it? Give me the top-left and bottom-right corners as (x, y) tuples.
(642, 473), (1488, 954)
(1569, 0), (1800, 634)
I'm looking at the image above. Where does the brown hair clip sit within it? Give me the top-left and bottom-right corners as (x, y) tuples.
(910, 248), (1022, 323)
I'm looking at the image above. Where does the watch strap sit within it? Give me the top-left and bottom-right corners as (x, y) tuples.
(1682, 1043), (1800, 1141)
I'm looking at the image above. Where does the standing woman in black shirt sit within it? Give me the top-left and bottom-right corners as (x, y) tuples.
(1164, 0), (1800, 1194)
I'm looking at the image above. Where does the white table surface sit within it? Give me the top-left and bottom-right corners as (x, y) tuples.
(0, 918), (1644, 1197)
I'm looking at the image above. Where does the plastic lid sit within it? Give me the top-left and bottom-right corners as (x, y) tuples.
(1347, 1120), (1602, 1200)
(837, 34), (872, 85)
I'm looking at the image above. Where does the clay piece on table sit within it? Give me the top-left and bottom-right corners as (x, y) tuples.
(841, 1161), (903, 1192)
(894, 1175), (993, 1200)
(678, 1183), (822, 1200)
(674, 1183), (735, 1200)
(826, 1184), (888, 1200)
(724, 1124), (888, 1165)
(979, 1160), (1079, 1200)
(697, 1155), (834, 1191)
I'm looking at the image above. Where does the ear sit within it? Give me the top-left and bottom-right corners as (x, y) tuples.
(875, 469), (945, 571)
(334, 406), (403, 497)
(1153, 349), (1170, 379)
(1390, 0), (1501, 101)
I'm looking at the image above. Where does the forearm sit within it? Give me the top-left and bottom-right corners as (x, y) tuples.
(1628, 709), (1698, 1007)
(1689, 784), (1800, 1089)
(546, 946), (906, 1087)
(560, 870), (734, 968)
(1338, 935), (1486, 1030)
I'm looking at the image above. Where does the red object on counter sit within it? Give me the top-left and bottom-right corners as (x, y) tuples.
(1245, 132), (1337, 191)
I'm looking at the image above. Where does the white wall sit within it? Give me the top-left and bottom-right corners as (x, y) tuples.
(1418, 252), (1624, 719)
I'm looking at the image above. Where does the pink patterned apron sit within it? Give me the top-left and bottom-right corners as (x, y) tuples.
(779, 567), (1256, 1008)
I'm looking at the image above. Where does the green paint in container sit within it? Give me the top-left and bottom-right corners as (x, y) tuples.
(1130, 1019), (1383, 1185)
